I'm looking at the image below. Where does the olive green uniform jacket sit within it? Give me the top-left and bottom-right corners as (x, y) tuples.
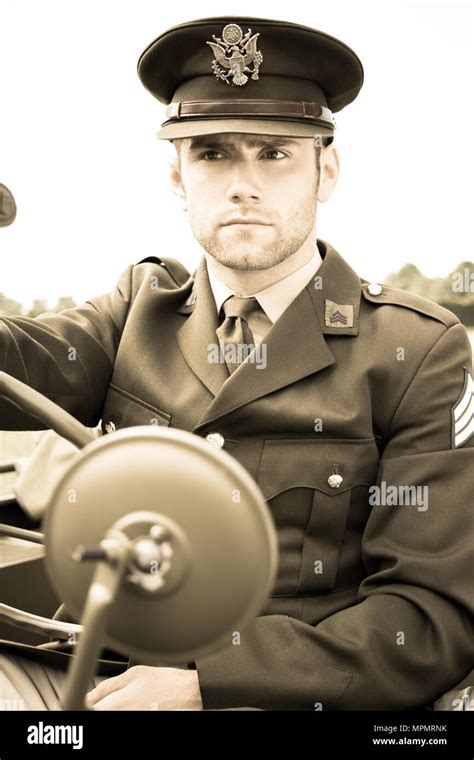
(1, 240), (473, 710)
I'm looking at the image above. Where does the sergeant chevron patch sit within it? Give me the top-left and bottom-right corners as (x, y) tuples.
(452, 368), (474, 448)
(324, 299), (354, 328)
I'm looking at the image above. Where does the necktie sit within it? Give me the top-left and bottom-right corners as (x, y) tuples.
(216, 295), (259, 375)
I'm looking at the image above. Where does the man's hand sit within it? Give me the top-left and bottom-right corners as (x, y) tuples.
(85, 665), (204, 711)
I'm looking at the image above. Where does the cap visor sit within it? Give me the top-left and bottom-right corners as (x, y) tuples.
(156, 118), (335, 140)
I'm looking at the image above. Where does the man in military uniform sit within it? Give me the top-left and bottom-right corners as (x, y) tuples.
(1, 16), (473, 711)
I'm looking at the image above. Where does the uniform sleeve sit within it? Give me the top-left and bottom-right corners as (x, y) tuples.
(194, 322), (474, 710)
(0, 265), (133, 429)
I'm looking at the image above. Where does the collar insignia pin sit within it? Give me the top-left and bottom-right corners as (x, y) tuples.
(325, 300), (354, 328)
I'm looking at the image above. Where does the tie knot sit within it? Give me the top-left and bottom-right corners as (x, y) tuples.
(221, 295), (259, 322)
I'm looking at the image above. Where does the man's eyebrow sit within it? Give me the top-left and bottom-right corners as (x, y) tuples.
(188, 136), (300, 151)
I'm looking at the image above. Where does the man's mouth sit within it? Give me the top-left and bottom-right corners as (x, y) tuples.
(222, 219), (271, 226)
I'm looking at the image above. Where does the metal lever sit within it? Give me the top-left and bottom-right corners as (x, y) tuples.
(0, 523), (45, 544)
(0, 602), (82, 640)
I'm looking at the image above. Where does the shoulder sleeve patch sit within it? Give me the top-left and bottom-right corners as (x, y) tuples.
(361, 283), (459, 328)
(452, 368), (474, 448)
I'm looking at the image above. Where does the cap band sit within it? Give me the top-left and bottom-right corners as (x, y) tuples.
(164, 99), (335, 127)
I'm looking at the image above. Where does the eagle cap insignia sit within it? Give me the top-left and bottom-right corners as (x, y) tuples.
(206, 23), (263, 86)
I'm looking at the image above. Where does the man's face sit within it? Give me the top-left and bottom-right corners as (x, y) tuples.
(172, 133), (320, 271)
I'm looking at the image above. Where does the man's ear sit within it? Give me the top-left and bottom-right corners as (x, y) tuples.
(169, 154), (187, 211)
(317, 143), (340, 203)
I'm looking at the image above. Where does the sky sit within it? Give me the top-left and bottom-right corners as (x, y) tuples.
(0, 0), (473, 306)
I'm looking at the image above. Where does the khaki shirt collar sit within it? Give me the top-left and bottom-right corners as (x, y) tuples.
(206, 245), (323, 324)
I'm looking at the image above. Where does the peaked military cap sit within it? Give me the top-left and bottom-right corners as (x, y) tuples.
(137, 16), (364, 140)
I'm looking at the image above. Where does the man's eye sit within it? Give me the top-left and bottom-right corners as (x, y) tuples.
(262, 150), (287, 160)
(199, 150), (224, 160)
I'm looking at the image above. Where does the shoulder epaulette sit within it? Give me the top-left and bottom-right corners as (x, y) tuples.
(361, 282), (459, 329)
(135, 255), (191, 287)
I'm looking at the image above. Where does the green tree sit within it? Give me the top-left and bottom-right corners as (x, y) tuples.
(27, 299), (49, 317)
(384, 261), (474, 326)
(51, 296), (77, 312)
(0, 292), (23, 316)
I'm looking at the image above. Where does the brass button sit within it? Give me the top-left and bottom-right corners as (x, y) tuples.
(328, 473), (343, 488)
(328, 465), (343, 488)
(367, 283), (383, 296)
(205, 432), (225, 449)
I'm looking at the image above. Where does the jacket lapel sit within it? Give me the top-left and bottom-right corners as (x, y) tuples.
(176, 257), (230, 395)
(176, 240), (362, 428)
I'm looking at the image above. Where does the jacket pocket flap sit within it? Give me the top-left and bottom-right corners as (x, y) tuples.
(257, 438), (379, 500)
(102, 384), (172, 431)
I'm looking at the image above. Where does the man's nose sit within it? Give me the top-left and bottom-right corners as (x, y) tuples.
(226, 159), (262, 203)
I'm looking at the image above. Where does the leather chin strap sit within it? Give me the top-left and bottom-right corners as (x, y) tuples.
(165, 99), (335, 128)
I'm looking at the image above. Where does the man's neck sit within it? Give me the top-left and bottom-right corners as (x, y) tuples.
(205, 232), (319, 296)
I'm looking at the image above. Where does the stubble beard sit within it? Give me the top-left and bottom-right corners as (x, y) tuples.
(190, 180), (319, 272)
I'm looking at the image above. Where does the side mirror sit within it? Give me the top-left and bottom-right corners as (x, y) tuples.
(0, 184), (17, 228)
(0, 372), (278, 710)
